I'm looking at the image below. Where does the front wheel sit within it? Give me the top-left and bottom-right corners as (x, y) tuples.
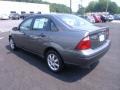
(46, 50), (64, 72)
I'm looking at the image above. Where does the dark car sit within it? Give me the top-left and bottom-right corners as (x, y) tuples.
(9, 14), (111, 72)
(20, 11), (27, 19)
(100, 15), (107, 22)
(30, 11), (34, 14)
(20, 13), (33, 19)
(37, 12), (41, 14)
(20, 13), (28, 19)
(9, 13), (20, 20)
(114, 14), (120, 20)
(10, 11), (16, 14)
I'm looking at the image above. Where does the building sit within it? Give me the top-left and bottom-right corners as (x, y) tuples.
(0, 1), (50, 15)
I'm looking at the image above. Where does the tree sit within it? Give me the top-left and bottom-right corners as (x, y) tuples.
(77, 6), (85, 15)
(108, 2), (118, 14)
(86, 0), (119, 14)
(117, 7), (120, 14)
(85, 1), (97, 12)
(50, 3), (70, 13)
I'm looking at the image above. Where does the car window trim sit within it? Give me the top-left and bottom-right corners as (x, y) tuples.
(31, 16), (49, 31)
(48, 19), (59, 32)
(18, 17), (34, 31)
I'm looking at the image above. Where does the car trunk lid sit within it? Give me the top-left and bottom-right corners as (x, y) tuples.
(73, 25), (109, 50)
(89, 27), (109, 49)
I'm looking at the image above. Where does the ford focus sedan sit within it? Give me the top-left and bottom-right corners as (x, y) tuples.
(9, 14), (111, 72)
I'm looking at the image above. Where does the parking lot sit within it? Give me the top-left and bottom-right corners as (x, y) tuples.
(0, 20), (120, 90)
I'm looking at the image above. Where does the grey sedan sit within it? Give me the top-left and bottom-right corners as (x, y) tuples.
(9, 14), (111, 72)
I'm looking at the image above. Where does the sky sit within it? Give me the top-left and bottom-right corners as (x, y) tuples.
(43, 0), (120, 12)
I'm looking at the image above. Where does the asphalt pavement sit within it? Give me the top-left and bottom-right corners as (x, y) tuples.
(0, 20), (120, 90)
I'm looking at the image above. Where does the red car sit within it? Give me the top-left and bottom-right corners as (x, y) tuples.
(93, 15), (102, 23)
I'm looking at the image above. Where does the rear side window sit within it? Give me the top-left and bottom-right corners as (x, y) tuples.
(57, 15), (92, 28)
(20, 18), (33, 31)
(33, 18), (48, 30)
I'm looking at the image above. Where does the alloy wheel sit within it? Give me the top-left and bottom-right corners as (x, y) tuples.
(47, 53), (60, 71)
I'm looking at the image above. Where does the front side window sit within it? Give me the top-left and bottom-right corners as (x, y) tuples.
(33, 18), (48, 30)
(20, 18), (33, 31)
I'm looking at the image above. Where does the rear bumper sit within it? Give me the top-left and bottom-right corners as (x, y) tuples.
(62, 40), (111, 67)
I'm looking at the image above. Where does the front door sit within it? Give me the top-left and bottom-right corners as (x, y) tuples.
(14, 17), (33, 49)
(26, 17), (50, 55)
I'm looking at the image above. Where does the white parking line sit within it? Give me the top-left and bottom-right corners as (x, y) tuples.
(0, 29), (10, 33)
(111, 20), (120, 23)
(0, 37), (4, 40)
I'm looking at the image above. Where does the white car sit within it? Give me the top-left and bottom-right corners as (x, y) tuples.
(87, 16), (95, 23)
(107, 15), (114, 21)
(0, 14), (9, 20)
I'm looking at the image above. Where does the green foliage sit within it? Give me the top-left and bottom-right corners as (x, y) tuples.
(117, 7), (120, 14)
(108, 2), (118, 14)
(50, 3), (70, 13)
(77, 6), (85, 15)
(85, 1), (97, 12)
(86, 0), (119, 14)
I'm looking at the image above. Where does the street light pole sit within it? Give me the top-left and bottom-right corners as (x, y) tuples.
(79, 0), (85, 15)
(80, 0), (82, 7)
(70, 0), (72, 13)
(106, 0), (109, 12)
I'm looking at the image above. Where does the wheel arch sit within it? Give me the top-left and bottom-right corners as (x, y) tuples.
(44, 47), (59, 57)
(43, 47), (64, 63)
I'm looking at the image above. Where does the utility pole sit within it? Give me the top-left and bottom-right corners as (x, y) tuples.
(106, 0), (109, 12)
(70, 0), (72, 13)
(79, 0), (85, 15)
(80, 0), (82, 7)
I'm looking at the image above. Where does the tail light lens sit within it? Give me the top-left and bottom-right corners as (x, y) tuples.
(75, 35), (91, 50)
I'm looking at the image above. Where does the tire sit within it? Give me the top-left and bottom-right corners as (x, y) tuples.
(45, 50), (64, 72)
(9, 38), (17, 50)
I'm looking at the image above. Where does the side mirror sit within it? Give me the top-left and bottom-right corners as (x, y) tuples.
(12, 27), (18, 31)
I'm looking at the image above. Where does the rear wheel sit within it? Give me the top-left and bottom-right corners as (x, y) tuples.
(46, 50), (64, 72)
(9, 38), (16, 50)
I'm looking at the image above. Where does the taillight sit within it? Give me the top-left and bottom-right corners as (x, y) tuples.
(75, 35), (91, 50)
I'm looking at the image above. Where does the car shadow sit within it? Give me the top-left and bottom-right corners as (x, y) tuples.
(6, 45), (99, 83)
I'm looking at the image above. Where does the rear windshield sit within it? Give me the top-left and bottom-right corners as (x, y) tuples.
(57, 14), (92, 28)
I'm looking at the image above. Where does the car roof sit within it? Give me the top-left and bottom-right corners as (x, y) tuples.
(28, 13), (75, 18)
